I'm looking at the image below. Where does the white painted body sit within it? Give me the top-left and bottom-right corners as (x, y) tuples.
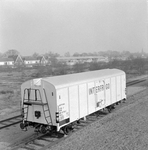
(21, 69), (126, 131)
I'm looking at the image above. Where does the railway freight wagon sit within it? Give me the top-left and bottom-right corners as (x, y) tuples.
(20, 69), (126, 134)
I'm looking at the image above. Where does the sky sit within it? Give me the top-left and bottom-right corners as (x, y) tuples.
(0, 0), (147, 56)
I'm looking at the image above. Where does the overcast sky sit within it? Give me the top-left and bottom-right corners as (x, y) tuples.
(0, 0), (147, 56)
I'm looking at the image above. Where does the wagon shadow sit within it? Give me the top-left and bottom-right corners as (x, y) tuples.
(43, 131), (64, 138)
(95, 110), (109, 117)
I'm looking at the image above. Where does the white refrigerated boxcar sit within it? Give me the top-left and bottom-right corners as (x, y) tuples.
(20, 69), (126, 134)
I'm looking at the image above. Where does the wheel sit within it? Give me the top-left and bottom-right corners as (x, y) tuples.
(77, 120), (80, 124)
(62, 125), (72, 135)
(107, 105), (115, 113)
(107, 106), (112, 113)
(40, 125), (47, 134)
(20, 122), (25, 129)
(122, 98), (126, 103)
(20, 122), (27, 130)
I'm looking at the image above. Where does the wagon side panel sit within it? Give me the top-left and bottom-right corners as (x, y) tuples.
(88, 82), (96, 114)
(121, 74), (126, 99)
(104, 78), (111, 107)
(110, 77), (116, 104)
(69, 85), (79, 122)
(79, 83), (88, 118)
(116, 76), (122, 102)
(43, 81), (57, 125)
(57, 88), (70, 127)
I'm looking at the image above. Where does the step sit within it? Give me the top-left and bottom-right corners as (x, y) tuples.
(23, 101), (47, 106)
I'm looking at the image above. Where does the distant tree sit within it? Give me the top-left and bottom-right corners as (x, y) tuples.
(49, 57), (58, 67)
(54, 53), (60, 57)
(89, 62), (103, 71)
(121, 51), (131, 57)
(64, 52), (71, 57)
(98, 51), (107, 57)
(132, 52), (141, 58)
(55, 63), (69, 75)
(73, 62), (88, 73)
(3, 49), (19, 57)
(104, 50), (121, 58)
(73, 52), (80, 57)
(132, 58), (145, 74)
(107, 59), (121, 68)
(81, 53), (88, 56)
(45, 51), (60, 58)
(92, 52), (98, 56)
(0, 52), (3, 58)
(127, 54), (134, 60)
(32, 52), (40, 58)
(44, 51), (60, 67)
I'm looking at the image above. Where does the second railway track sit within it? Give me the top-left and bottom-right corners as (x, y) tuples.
(0, 115), (22, 130)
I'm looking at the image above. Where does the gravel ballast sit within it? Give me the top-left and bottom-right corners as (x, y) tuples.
(49, 89), (148, 150)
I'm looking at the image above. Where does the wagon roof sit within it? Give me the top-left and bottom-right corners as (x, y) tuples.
(42, 69), (125, 88)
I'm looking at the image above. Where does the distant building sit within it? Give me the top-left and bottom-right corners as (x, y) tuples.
(22, 55), (48, 67)
(9, 55), (24, 66)
(22, 56), (40, 67)
(57, 56), (109, 65)
(37, 56), (48, 66)
(0, 55), (48, 68)
(111, 56), (129, 61)
(0, 58), (14, 66)
(0, 55), (109, 68)
(141, 49), (147, 58)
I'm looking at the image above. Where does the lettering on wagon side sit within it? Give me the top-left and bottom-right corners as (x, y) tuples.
(89, 83), (110, 95)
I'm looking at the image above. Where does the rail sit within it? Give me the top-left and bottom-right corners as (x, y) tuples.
(126, 78), (147, 86)
(0, 115), (22, 130)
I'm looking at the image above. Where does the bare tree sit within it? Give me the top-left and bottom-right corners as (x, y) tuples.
(32, 52), (40, 58)
(3, 49), (19, 57)
(64, 52), (71, 57)
(73, 52), (80, 57)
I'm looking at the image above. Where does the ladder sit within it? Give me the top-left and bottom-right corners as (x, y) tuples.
(22, 88), (53, 125)
(22, 89), (30, 121)
(42, 89), (53, 125)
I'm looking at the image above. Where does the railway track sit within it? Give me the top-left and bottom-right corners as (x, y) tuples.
(0, 76), (147, 150)
(126, 77), (147, 86)
(0, 115), (22, 130)
(11, 113), (110, 150)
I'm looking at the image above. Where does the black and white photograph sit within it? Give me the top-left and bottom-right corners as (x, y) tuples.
(0, 0), (148, 149)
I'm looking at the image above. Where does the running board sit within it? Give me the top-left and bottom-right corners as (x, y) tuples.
(23, 101), (47, 106)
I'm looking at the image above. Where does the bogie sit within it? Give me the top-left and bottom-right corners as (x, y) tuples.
(61, 125), (73, 135)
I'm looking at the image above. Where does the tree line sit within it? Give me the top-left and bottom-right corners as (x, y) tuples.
(1, 49), (147, 59)
(1, 49), (148, 77)
(33, 57), (148, 79)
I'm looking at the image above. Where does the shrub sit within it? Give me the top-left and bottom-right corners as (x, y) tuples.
(0, 90), (14, 94)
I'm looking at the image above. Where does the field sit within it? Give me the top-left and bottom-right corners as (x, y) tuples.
(0, 68), (39, 119)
